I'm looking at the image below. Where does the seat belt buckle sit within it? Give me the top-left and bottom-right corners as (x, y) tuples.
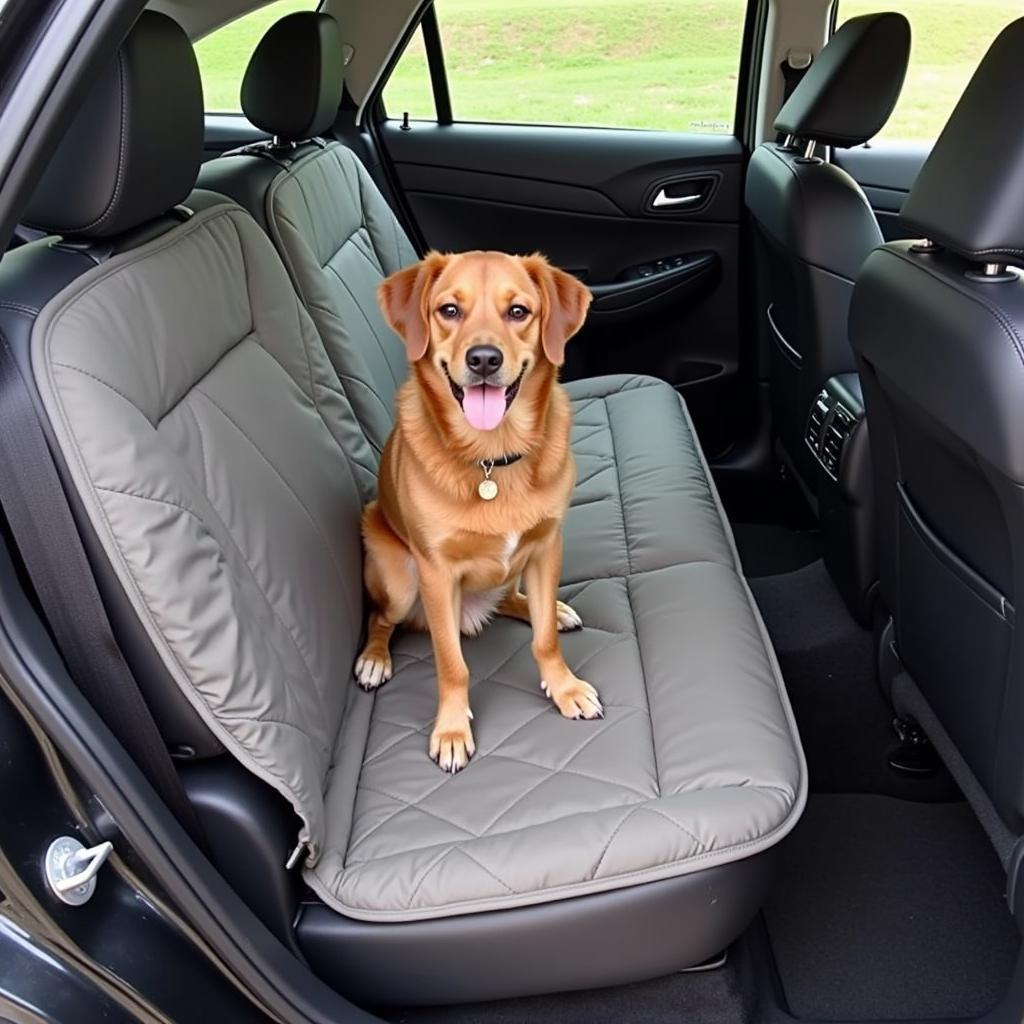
(285, 840), (309, 870)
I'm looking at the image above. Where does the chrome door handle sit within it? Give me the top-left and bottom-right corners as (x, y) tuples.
(651, 188), (702, 208)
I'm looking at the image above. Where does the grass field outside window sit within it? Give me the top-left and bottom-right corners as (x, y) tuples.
(196, 0), (1023, 141)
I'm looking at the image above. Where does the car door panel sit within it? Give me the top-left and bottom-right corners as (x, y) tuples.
(379, 121), (745, 457)
(202, 114), (268, 161)
(834, 142), (930, 240)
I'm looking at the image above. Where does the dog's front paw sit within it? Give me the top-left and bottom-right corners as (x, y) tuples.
(542, 676), (603, 720)
(354, 649), (392, 691)
(429, 707), (476, 773)
(556, 600), (583, 632)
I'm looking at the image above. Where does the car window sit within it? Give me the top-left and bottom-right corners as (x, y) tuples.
(384, 0), (748, 134)
(835, 0), (1022, 141)
(195, 0), (319, 114)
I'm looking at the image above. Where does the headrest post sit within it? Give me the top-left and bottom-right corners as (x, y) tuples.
(983, 263), (1007, 277)
(781, 134), (795, 149)
(803, 140), (817, 160)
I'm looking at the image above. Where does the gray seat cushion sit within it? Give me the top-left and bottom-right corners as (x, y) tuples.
(311, 376), (804, 920)
(30, 195), (803, 929)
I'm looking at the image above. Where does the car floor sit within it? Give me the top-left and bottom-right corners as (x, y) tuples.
(374, 483), (1021, 1024)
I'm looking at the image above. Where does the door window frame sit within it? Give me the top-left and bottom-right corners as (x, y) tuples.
(371, 0), (765, 145)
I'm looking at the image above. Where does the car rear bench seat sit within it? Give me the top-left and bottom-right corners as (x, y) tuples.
(3, 11), (806, 1006)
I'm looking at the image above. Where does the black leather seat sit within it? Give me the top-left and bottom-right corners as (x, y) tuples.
(745, 13), (910, 498)
(850, 18), (1024, 839)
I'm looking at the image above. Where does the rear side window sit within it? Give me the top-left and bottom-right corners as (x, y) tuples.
(384, 0), (749, 134)
(196, 0), (319, 113)
(834, 1), (1022, 141)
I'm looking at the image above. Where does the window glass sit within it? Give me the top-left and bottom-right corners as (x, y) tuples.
(383, 26), (436, 121)
(835, 0), (1022, 141)
(196, 0), (319, 113)
(385, 0), (748, 133)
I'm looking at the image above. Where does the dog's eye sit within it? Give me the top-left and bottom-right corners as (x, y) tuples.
(438, 303), (461, 320)
(507, 304), (530, 322)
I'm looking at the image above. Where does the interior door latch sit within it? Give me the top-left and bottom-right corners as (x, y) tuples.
(44, 836), (113, 906)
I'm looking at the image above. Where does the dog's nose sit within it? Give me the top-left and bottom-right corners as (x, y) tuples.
(465, 345), (503, 377)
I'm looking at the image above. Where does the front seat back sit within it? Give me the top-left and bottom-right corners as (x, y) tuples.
(850, 18), (1024, 831)
(745, 13), (909, 495)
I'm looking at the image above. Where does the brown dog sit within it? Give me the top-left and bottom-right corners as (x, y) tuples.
(354, 250), (601, 772)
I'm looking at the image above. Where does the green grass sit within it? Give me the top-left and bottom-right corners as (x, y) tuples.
(195, 0), (315, 112)
(838, 0), (1019, 139)
(197, 0), (1022, 140)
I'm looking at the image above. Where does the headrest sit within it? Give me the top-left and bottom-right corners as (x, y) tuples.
(774, 13), (910, 148)
(900, 18), (1024, 264)
(241, 12), (344, 142)
(24, 12), (203, 239)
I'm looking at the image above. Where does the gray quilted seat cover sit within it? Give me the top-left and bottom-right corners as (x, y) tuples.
(249, 142), (416, 498)
(31, 195), (805, 924)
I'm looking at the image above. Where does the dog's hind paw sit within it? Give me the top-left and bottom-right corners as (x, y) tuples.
(556, 600), (583, 631)
(354, 651), (392, 691)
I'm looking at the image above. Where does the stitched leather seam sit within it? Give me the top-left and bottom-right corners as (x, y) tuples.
(640, 804), (705, 852)
(599, 396), (632, 575)
(334, 783), (798, 913)
(93, 487), (329, 755)
(456, 847), (517, 895)
(625, 574), (660, 797)
(322, 256), (404, 392)
(591, 804), (645, 877)
(0, 299), (40, 316)
(74, 49), (129, 234)
(881, 247), (1024, 371)
(51, 362), (143, 418)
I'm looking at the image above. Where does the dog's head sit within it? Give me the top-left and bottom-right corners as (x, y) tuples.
(378, 251), (591, 436)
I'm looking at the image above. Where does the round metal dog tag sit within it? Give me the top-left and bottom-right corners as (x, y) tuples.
(478, 479), (498, 501)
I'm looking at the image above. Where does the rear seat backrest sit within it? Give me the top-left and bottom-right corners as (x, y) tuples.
(197, 13), (416, 497)
(20, 11), (368, 861)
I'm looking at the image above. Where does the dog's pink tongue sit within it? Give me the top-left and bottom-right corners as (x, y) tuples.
(462, 383), (507, 431)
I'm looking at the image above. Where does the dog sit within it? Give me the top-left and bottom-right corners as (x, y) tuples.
(354, 250), (602, 773)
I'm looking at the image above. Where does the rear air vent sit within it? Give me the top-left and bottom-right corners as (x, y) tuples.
(806, 390), (829, 451)
(807, 383), (862, 481)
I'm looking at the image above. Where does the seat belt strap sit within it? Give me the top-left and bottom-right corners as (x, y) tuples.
(0, 332), (205, 845)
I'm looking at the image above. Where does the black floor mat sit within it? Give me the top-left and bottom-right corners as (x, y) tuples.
(376, 959), (748, 1024)
(732, 522), (821, 578)
(751, 560), (958, 802)
(764, 794), (1019, 1021)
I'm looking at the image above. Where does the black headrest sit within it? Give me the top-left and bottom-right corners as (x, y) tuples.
(900, 18), (1024, 265)
(775, 13), (910, 148)
(24, 12), (203, 240)
(241, 12), (344, 142)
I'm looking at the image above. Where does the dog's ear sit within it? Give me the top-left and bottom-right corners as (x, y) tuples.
(378, 252), (450, 361)
(522, 254), (592, 367)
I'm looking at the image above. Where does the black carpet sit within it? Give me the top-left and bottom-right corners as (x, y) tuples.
(751, 560), (959, 801)
(376, 960), (748, 1024)
(732, 522), (821, 578)
(764, 794), (1019, 1021)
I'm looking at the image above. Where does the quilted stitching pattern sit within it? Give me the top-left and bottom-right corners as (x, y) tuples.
(308, 379), (805, 921)
(35, 161), (806, 925)
(266, 144), (415, 498)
